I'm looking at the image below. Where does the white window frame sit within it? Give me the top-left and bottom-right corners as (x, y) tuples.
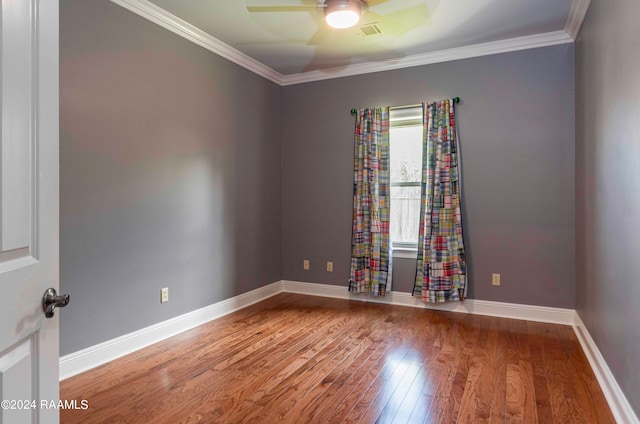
(389, 106), (423, 253)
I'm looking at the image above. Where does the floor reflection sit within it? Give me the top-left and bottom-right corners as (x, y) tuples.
(380, 349), (428, 422)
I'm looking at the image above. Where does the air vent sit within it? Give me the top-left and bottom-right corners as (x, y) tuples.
(356, 23), (382, 37)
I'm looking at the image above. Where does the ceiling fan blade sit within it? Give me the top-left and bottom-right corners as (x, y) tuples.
(363, 4), (430, 37)
(303, 40), (407, 73)
(364, 0), (392, 7)
(303, 48), (352, 72)
(236, 39), (310, 46)
(307, 27), (331, 45)
(247, 5), (318, 13)
(307, 18), (332, 45)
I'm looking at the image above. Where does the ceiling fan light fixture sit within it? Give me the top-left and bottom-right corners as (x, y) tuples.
(325, 0), (362, 29)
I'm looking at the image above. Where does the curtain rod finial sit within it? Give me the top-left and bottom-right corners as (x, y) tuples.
(351, 108), (357, 115)
(453, 97), (460, 104)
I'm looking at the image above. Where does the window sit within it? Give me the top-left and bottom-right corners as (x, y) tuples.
(389, 106), (423, 249)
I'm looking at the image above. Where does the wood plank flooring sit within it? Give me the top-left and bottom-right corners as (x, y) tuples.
(60, 293), (615, 423)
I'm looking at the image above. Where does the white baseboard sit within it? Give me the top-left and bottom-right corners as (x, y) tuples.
(281, 280), (575, 325)
(59, 279), (638, 424)
(573, 313), (639, 424)
(59, 281), (283, 380)
(58, 280), (574, 380)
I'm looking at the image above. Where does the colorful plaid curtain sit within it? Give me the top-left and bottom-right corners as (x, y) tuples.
(348, 108), (391, 296)
(413, 99), (467, 303)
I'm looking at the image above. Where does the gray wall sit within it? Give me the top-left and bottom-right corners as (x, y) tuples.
(60, 0), (281, 355)
(60, 0), (577, 357)
(282, 45), (576, 308)
(575, 0), (640, 416)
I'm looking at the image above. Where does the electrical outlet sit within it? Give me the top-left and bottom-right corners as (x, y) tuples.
(161, 287), (169, 303)
(327, 261), (333, 272)
(303, 260), (310, 270)
(492, 274), (501, 286)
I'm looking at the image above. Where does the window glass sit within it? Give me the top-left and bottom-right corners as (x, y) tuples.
(389, 122), (423, 247)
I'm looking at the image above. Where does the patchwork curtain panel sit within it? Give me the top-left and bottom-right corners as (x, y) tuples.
(348, 108), (391, 296)
(413, 99), (467, 303)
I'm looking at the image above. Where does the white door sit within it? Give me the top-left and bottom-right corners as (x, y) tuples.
(0, 0), (60, 423)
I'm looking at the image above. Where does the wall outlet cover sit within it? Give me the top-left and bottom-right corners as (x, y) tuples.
(161, 287), (169, 303)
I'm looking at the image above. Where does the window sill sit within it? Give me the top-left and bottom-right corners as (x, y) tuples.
(392, 247), (418, 259)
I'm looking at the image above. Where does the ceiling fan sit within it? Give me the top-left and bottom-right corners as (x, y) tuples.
(246, 0), (431, 73)
(247, 0), (431, 43)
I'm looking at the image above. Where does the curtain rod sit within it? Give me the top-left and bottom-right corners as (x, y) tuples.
(350, 97), (460, 115)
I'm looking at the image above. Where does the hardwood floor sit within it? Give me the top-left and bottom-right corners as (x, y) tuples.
(60, 293), (614, 423)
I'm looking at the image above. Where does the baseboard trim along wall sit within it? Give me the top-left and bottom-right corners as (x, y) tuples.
(281, 280), (576, 325)
(59, 279), (638, 423)
(572, 313), (640, 424)
(59, 282), (282, 380)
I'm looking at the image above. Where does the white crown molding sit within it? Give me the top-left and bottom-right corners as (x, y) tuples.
(280, 30), (573, 85)
(108, 0), (284, 85)
(573, 313), (640, 424)
(59, 281), (284, 380)
(109, 0), (574, 87)
(565, 0), (592, 40)
(281, 280), (575, 324)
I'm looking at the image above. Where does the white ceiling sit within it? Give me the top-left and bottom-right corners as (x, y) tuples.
(123, 0), (586, 83)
